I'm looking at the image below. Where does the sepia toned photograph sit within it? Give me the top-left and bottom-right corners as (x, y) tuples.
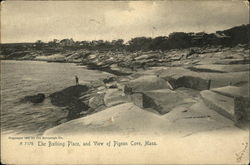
(1, 0), (249, 164)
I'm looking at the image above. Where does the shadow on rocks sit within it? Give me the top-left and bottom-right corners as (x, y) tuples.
(49, 85), (90, 120)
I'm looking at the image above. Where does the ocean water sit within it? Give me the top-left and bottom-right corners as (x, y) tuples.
(1, 60), (110, 135)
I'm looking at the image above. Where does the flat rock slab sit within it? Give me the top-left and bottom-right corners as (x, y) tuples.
(213, 58), (250, 65)
(176, 76), (211, 90)
(211, 85), (249, 98)
(145, 89), (196, 114)
(104, 89), (130, 107)
(202, 86), (250, 129)
(124, 75), (172, 93)
(44, 102), (243, 137)
(201, 90), (234, 120)
(160, 101), (237, 136)
(44, 103), (166, 135)
(158, 67), (249, 89)
(234, 96), (250, 129)
(132, 88), (198, 114)
(189, 64), (249, 73)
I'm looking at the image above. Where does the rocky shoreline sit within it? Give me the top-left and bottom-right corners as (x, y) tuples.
(43, 45), (249, 134)
(5, 44), (250, 135)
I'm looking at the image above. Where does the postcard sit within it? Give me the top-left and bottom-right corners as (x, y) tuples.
(1, 0), (249, 164)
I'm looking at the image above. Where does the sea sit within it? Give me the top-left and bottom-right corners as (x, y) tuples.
(1, 60), (111, 135)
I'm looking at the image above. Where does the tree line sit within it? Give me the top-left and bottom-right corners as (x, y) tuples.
(2, 24), (249, 53)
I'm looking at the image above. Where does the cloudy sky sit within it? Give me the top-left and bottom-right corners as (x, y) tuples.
(1, 0), (249, 43)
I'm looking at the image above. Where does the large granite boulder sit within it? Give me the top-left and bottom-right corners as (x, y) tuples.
(234, 96), (250, 129)
(124, 75), (172, 94)
(159, 67), (249, 90)
(104, 89), (130, 107)
(177, 76), (211, 91)
(201, 85), (250, 128)
(131, 88), (197, 115)
(201, 90), (234, 120)
(43, 101), (243, 137)
(211, 85), (249, 98)
(43, 103), (168, 135)
(49, 85), (90, 120)
(162, 75), (210, 90)
(209, 85), (250, 129)
(88, 94), (105, 109)
(131, 92), (161, 112)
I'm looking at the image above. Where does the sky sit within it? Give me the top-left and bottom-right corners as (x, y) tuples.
(1, 0), (249, 43)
